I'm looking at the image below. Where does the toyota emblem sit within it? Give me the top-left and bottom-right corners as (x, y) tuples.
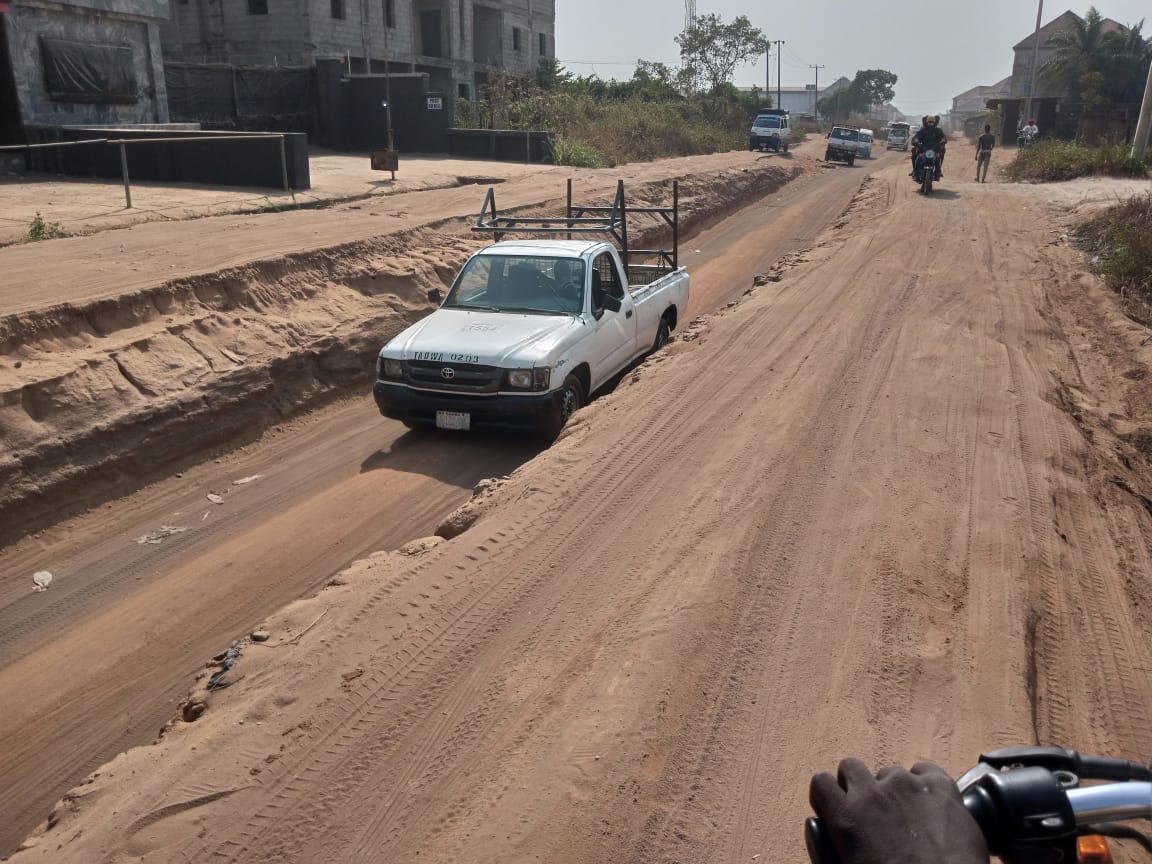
(441, 367), (456, 380)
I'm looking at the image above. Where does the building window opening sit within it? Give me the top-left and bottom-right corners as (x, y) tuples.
(538, 32), (546, 56)
(331, 0), (345, 18)
(384, 0), (395, 27)
(420, 10), (443, 57)
(512, 27), (522, 52)
(248, 0), (268, 14)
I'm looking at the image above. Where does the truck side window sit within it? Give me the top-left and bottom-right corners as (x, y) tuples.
(592, 252), (624, 306)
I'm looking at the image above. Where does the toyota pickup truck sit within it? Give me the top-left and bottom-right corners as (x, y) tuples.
(373, 181), (689, 438)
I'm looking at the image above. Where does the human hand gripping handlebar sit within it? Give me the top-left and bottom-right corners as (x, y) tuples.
(806, 747), (1152, 864)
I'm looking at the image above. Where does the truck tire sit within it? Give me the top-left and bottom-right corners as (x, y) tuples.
(847, 155), (856, 166)
(824, 148), (833, 161)
(782, 142), (789, 153)
(543, 374), (584, 440)
(651, 317), (671, 353)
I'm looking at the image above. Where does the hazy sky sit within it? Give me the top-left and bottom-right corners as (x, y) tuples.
(555, 1), (1150, 113)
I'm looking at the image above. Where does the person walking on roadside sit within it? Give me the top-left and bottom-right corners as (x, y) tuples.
(975, 124), (995, 183)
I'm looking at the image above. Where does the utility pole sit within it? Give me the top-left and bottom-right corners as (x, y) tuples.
(810, 64), (825, 122)
(773, 40), (784, 111)
(1133, 57), (1152, 161)
(383, 5), (395, 179)
(1024, 0), (1044, 126)
(765, 42), (770, 105)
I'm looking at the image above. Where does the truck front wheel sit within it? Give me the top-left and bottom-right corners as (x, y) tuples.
(544, 374), (585, 440)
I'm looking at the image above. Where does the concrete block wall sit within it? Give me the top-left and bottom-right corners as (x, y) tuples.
(7, 0), (169, 125)
(155, 0), (556, 102)
(163, 0), (312, 64)
(493, 0), (552, 74)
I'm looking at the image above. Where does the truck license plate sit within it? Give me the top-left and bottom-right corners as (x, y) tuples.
(436, 411), (471, 431)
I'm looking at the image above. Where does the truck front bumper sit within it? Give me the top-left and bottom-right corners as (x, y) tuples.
(373, 382), (560, 432)
(749, 135), (783, 151)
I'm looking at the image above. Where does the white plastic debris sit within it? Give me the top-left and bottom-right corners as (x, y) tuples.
(207, 493), (225, 505)
(32, 571), (52, 592)
(231, 475), (264, 486)
(136, 525), (189, 545)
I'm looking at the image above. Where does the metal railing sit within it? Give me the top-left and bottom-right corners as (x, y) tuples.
(0, 133), (291, 208)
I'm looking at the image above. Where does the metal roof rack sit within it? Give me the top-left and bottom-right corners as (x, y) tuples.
(471, 178), (679, 272)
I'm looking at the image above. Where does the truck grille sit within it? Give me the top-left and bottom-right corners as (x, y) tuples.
(406, 360), (501, 393)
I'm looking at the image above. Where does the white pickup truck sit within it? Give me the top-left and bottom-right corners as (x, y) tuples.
(374, 182), (689, 438)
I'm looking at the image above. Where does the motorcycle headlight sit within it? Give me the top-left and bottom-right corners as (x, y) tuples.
(923, 150), (936, 159)
(381, 358), (404, 379)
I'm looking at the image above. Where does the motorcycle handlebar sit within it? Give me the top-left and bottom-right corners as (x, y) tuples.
(805, 780), (1152, 864)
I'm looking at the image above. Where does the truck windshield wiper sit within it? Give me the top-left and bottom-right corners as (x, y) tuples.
(448, 304), (501, 312)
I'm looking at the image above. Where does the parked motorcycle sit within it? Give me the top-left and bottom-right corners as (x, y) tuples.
(806, 746), (1152, 864)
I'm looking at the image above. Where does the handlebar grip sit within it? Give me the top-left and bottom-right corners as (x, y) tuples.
(804, 817), (842, 864)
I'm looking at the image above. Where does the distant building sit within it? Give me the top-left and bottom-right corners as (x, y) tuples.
(0, 0), (171, 142)
(987, 8), (1126, 138)
(737, 76), (851, 118)
(951, 76), (1012, 120)
(160, 0), (555, 100)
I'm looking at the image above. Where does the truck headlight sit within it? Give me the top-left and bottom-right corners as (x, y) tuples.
(506, 368), (551, 391)
(507, 369), (533, 389)
(381, 358), (404, 379)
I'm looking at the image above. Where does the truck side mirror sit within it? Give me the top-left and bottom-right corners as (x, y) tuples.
(428, 287), (443, 304)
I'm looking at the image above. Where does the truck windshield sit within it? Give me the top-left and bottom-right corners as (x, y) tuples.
(754, 116), (782, 129)
(831, 128), (860, 141)
(443, 255), (586, 315)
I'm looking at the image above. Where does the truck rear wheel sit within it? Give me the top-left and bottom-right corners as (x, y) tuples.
(544, 374), (584, 440)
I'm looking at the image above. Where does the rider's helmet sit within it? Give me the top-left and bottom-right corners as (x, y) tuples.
(1027, 117), (1036, 125)
(925, 115), (939, 127)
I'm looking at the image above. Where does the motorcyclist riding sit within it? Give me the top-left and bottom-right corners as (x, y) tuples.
(1021, 118), (1039, 145)
(911, 115), (947, 179)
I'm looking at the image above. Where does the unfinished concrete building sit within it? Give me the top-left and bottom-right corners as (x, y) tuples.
(161, 0), (555, 99)
(0, 0), (170, 142)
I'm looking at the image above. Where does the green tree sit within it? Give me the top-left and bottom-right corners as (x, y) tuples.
(818, 69), (898, 121)
(675, 14), (768, 93)
(536, 56), (572, 91)
(1102, 21), (1151, 102)
(1042, 8), (1151, 105)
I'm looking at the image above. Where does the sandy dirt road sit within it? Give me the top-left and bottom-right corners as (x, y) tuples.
(0, 151), (884, 856)
(12, 155), (1152, 863)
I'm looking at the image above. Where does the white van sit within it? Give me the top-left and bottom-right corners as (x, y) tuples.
(748, 110), (791, 153)
(856, 129), (874, 158)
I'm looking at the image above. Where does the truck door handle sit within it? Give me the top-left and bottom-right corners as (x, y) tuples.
(626, 309), (633, 318)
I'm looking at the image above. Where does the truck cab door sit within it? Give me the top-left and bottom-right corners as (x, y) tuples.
(588, 251), (637, 387)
